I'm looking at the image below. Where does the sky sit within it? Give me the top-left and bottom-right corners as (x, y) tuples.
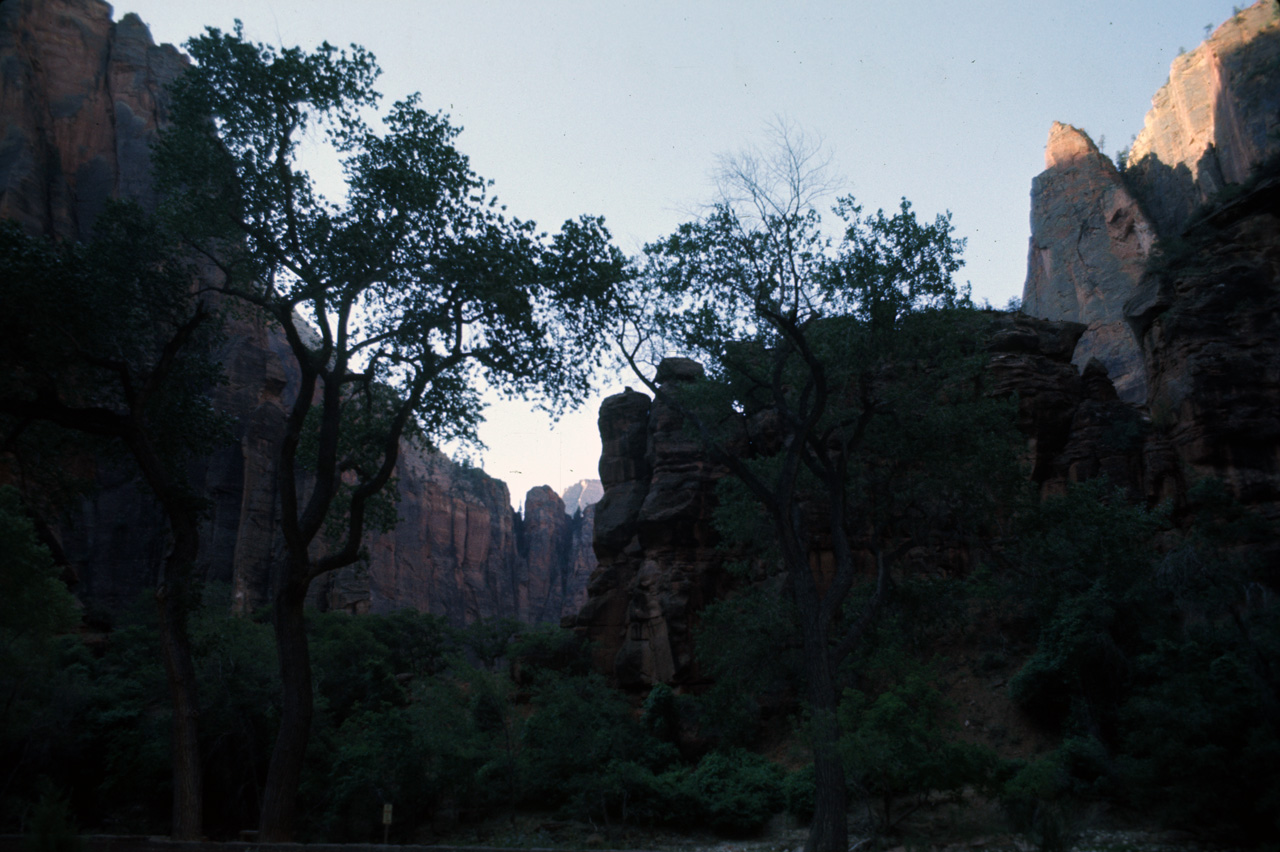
(118, 0), (1244, 509)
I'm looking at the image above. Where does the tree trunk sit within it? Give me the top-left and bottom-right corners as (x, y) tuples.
(140, 448), (204, 841)
(154, 520), (202, 840)
(797, 590), (849, 852)
(258, 575), (313, 841)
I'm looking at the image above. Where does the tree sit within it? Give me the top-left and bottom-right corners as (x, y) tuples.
(0, 208), (225, 840)
(620, 124), (1017, 852)
(153, 25), (628, 839)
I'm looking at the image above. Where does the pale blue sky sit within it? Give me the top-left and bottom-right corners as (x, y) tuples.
(120, 0), (1243, 507)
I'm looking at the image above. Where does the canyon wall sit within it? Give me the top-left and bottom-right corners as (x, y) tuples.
(0, 0), (595, 626)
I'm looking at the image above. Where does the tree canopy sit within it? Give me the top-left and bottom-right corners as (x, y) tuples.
(621, 124), (1020, 852)
(153, 23), (629, 839)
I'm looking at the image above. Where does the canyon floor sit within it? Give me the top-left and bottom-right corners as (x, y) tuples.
(419, 809), (1243, 852)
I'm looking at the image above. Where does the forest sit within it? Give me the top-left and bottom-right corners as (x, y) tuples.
(3, 6), (1280, 852)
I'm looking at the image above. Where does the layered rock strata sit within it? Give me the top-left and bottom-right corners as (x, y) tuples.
(573, 364), (732, 689)
(2, 0), (595, 626)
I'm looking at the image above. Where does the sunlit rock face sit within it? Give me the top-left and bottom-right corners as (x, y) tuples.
(1126, 1), (1280, 236)
(561, 478), (603, 515)
(1, 0), (596, 626)
(1022, 3), (1280, 405)
(1023, 123), (1155, 404)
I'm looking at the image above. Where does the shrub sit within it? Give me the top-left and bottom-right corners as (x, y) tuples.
(783, 764), (816, 824)
(691, 749), (784, 835)
(840, 668), (999, 828)
(25, 779), (80, 852)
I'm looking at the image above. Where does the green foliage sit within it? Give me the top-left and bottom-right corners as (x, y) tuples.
(0, 486), (78, 651)
(0, 489), (83, 831)
(783, 764), (816, 824)
(459, 616), (524, 671)
(1003, 477), (1280, 843)
(520, 671), (668, 808)
(839, 667), (998, 828)
(25, 779), (81, 852)
(1006, 479), (1164, 732)
(509, 623), (593, 679)
(689, 749), (785, 835)
(999, 753), (1080, 852)
(187, 602), (278, 832)
(641, 682), (682, 743)
(693, 582), (801, 747)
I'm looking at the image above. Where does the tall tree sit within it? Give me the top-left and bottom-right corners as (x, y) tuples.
(621, 124), (1017, 852)
(153, 25), (629, 839)
(0, 207), (225, 840)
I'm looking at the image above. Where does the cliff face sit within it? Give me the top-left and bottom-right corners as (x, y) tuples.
(312, 475), (595, 625)
(1126, 1), (1280, 237)
(1019, 0), (1280, 524)
(574, 367), (731, 689)
(572, 317), (1183, 689)
(0, 0), (185, 240)
(1, 0), (595, 626)
(1022, 122), (1156, 404)
(1022, 1), (1280, 405)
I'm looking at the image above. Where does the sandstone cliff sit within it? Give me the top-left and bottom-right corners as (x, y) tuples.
(571, 317), (1187, 689)
(574, 366), (731, 689)
(1022, 1), (1280, 403)
(1022, 122), (1156, 404)
(0, 0), (595, 626)
(0, 0), (185, 240)
(1126, 1), (1280, 237)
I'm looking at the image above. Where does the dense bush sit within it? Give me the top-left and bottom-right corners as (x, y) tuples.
(1005, 479), (1280, 844)
(839, 668), (998, 829)
(782, 764), (816, 824)
(690, 749), (785, 835)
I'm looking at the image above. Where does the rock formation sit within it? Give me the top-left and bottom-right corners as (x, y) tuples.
(1022, 1), (1280, 403)
(0, 0), (185, 241)
(1129, 179), (1280, 529)
(560, 478), (604, 515)
(313, 475), (595, 625)
(0, 0), (595, 627)
(572, 317), (1182, 688)
(1126, 1), (1280, 236)
(572, 365), (733, 689)
(1022, 122), (1156, 404)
